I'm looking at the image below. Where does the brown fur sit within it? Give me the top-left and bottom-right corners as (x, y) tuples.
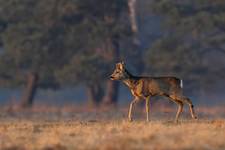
(110, 62), (197, 122)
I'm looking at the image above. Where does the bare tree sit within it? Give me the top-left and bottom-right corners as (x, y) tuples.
(128, 0), (139, 44)
(128, 0), (145, 73)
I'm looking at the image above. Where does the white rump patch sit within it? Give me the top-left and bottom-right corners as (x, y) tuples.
(180, 79), (183, 88)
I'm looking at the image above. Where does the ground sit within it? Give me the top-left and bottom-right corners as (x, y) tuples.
(0, 105), (225, 150)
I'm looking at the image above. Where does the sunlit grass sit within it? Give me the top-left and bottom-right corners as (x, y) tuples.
(0, 106), (225, 150)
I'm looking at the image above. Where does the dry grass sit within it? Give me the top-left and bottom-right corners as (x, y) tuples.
(0, 119), (225, 150)
(0, 106), (225, 150)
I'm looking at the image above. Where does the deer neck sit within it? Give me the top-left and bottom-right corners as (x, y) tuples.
(122, 69), (138, 89)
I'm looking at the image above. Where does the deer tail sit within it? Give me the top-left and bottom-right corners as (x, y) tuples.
(180, 79), (183, 88)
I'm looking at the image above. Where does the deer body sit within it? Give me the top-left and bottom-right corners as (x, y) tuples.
(110, 62), (197, 122)
(123, 76), (181, 98)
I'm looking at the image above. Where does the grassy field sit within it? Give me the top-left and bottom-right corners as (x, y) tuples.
(0, 105), (225, 150)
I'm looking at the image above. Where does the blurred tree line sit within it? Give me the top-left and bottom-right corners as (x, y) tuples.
(0, 0), (224, 108)
(147, 0), (225, 97)
(0, 0), (139, 108)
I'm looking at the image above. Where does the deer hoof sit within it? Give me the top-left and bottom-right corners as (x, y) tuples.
(174, 120), (179, 124)
(128, 118), (133, 122)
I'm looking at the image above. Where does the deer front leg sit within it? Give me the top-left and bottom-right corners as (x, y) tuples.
(128, 97), (139, 122)
(145, 96), (150, 122)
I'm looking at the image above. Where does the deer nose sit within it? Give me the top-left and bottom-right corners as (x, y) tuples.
(110, 75), (114, 79)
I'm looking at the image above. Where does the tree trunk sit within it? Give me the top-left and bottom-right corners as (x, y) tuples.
(128, 0), (139, 44)
(103, 81), (119, 106)
(20, 72), (39, 108)
(103, 37), (120, 106)
(128, 0), (145, 73)
(87, 84), (103, 106)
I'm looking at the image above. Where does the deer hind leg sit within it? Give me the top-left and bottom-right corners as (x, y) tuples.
(174, 101), (183, 123)
(145, 96), (150, 122)
(163, 94), (183, 123)
(182, 97), (197, 120)
(128, 97), (139, 122)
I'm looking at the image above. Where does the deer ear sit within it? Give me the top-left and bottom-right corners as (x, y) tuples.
(116, 61), (125, 70)
(116, 62), (120, 68)
(118, 62), (124, 70)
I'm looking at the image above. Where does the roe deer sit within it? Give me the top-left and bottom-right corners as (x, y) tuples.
(110, 62), (197, 123)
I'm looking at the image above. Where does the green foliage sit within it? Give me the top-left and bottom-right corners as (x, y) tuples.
(147, 0), (225, 91)
(0, 0), (69, 88)
(57, 54), (110, 86)
(0, 0), (130, 90)
(56, 0), (130, 88)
